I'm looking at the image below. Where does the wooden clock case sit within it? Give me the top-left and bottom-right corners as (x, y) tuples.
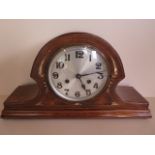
(1, 32), (151, 118)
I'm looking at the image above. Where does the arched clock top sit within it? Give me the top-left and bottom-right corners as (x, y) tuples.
(30, 32), (125, 91)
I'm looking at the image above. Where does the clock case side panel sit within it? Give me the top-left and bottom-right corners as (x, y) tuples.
(30, 32), (125, 106)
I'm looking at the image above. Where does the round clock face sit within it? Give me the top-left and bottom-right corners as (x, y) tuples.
(47, 45), (109, 101)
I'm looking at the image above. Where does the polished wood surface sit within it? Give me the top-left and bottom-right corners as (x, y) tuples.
(0, 96), (154, 134)
(1, 84), (151, 118)
(1, 32), (151, 118)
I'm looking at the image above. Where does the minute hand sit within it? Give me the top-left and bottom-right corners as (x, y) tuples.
(80, 71), (104, 77)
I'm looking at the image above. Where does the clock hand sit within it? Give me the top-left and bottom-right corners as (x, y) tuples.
(78, 71), (104, 77)
(75, 74), (86, 90)
(79, 78), (86, 90)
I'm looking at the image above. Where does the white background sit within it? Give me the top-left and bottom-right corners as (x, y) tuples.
(0, 0), (155, 155)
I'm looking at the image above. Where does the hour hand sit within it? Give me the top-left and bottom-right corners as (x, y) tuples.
(81, 83), (86, 90)
(79, 78), (86, 90)
(75, 74), (86, 90)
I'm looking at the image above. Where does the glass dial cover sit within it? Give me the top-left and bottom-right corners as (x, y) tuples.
(48, 45), (109, 101)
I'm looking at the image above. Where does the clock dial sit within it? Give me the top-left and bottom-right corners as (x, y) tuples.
(48, 45), (109, 101)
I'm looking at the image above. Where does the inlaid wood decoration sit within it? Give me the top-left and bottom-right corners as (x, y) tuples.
(1, 32), (151, 118)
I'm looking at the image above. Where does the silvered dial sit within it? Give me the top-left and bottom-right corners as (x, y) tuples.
(48, 45), (109, 101)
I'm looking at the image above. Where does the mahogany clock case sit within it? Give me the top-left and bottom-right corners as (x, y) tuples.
(1, 32), (151, 118)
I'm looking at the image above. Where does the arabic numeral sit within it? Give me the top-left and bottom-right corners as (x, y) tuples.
(56, 61), (64, 69)
(64, 89), (69, 95)
(57, 82), (62, 89)
(52, 72), (59, 79)
(86, 89), (91, 96)
(98, 73), (104, 79)
(96, 62), (102, 69)
(75, 91), (80, 97)
(65, 54), (70, 61)
(75, 51), (84, 58)
(93, 83), (99, 89)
